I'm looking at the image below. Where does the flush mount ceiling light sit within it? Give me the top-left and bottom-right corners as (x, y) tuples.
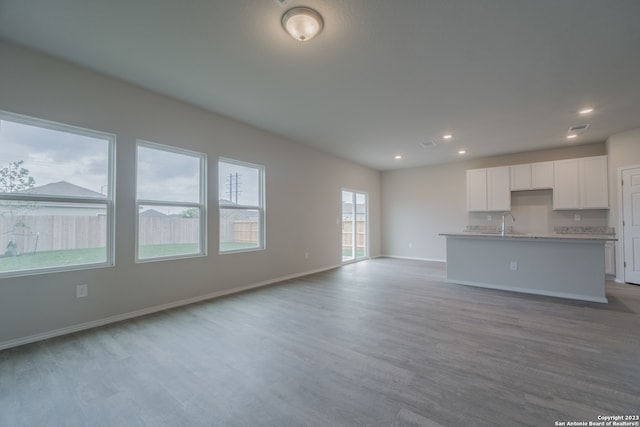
(281, 7), (324, 42)
(579, 107), (594, 115)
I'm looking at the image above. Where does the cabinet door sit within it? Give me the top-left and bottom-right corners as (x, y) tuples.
(605, 242), (615, 276)
(553, 159), (580, 209)
(531, 161), (554, 189)
(510, 164), (531, 190)
(467, 169), (487, 211)
(580, 156), (609, 208)
(488, 166), (511, 211)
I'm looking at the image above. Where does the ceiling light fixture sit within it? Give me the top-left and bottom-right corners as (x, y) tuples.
(579, 108), (594, 115)
(281, 7), (324, 42)
(567, 134), (578, 139)
(458, 149), (466, 155)
(395, 155), (402, 160)
(443, 134), (452, 140)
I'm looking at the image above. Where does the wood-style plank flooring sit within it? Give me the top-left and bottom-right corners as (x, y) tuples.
(1, 258), (639, 426)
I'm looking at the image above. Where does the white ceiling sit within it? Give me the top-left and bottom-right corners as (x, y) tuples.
(1, 0), (639, 170)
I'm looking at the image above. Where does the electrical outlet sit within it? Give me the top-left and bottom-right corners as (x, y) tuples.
(487, 215), (492, 221)
(304, 252), (309, 260)
(76, 284), (88, 298)
(574, 214), (581, 221)
(408, 242), (413, 249)
(510, 261), (518, 271)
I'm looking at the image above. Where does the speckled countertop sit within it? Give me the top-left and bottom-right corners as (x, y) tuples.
(440, 225), (617, 241)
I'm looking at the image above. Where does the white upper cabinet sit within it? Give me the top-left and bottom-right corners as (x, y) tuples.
(510, 164), (531, 190)
(510, 162), (554, 190)
(531, 162), (554, 189)
(488, 166), (511, 211)
(580, 155), (609, 209)
(467, 167), (510, 212)
(467, 168), (488, 211)
(468, 156), (607, 212)
(553, 159), (580, 209)
(553, 155), (608, 210)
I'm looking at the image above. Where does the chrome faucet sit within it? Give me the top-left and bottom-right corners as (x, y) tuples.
(501, 211), (515, 236)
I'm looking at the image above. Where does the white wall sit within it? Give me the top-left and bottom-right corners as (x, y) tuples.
(382, 143), (607, 261)
(606, 127), (640, 281)
(0, 42), (381, 346)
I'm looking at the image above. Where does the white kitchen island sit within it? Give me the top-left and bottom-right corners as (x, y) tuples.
(440, 232), (615, 303)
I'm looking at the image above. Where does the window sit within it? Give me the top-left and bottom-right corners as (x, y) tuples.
(219, 158), (265, 253)
(136, 141), (206, 261)
(0, 111), (114, 277)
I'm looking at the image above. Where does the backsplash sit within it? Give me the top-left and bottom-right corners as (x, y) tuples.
(468, 189), (609, 235)
(554, 226), (615, 235)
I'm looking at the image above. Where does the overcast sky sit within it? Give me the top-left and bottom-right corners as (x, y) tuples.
(1, 117), (261, 208)
(137, 145), (201, 202)
(0, 118), (109, 194)
(218, 160), (260, 206)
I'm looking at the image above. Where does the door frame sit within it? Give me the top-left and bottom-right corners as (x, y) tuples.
(616, 163), (640, 283)
(341, 188), (369, 264)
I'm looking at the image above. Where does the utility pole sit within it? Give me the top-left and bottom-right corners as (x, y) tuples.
(227, 173), (242, 203)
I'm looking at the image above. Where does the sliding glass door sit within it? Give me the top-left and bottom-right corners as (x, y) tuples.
(342, 189), (368, 262)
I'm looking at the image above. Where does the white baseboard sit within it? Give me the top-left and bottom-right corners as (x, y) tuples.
(380, 254), (446, 263)
(0, 263), (342, 351)
(447, 279), (608, 304)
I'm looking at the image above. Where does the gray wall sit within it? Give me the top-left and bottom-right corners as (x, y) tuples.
(606, 127), (640, 280)
(381, 143), (608, 261)
(0, 42), (381, 345)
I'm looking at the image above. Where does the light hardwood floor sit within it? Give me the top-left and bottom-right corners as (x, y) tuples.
(1, 258), (639, 426)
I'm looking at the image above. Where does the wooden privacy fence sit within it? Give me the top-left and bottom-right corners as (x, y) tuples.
(0, 216), (204, 254)
(138, 217), (200, 246)
(0, 215), (108, 254)
(342, 220), (366, 251)
(229, 220), (259, 243)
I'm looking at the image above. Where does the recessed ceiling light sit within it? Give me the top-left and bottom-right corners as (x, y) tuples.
(567, 134), (578, 139)
(458, 149), (466, 155)
(395, 155), (402, 160)
(443, 134), (452, 140)
(579, 108), (594, 115)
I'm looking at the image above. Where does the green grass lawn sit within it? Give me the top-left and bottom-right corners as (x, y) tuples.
(219, 242), (260, 252)
(342, 248), (366, 258)
(0, 247), (107, 273)
(138, 243), (201, 259)
(0, 242), (263, 274)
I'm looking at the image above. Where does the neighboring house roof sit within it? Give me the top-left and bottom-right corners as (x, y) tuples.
(219, 199), (236, 207)
(219, 199), (258, 220)
(27, 181), (105, 198)
(140, 209), (168, 218)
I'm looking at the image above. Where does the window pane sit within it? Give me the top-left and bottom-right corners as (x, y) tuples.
(138, 205), (202, 259)
(137, 145), (201, 203)
(0, 200), (107, 274)
(220, 208), (260, 251)
(0, 113), (113, 277)
(0, 119), (110, 197)
(218, 160), (260, 206)
(136, 142), (205, 262)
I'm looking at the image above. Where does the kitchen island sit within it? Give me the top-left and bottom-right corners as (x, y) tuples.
(440, 232), (615, 303)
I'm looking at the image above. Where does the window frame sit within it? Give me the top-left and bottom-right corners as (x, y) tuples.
(0, 110), (116, 278)
(341, 188), (369, 264)
(218, 157), (265, 254)
(135, 140), (207, 263)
